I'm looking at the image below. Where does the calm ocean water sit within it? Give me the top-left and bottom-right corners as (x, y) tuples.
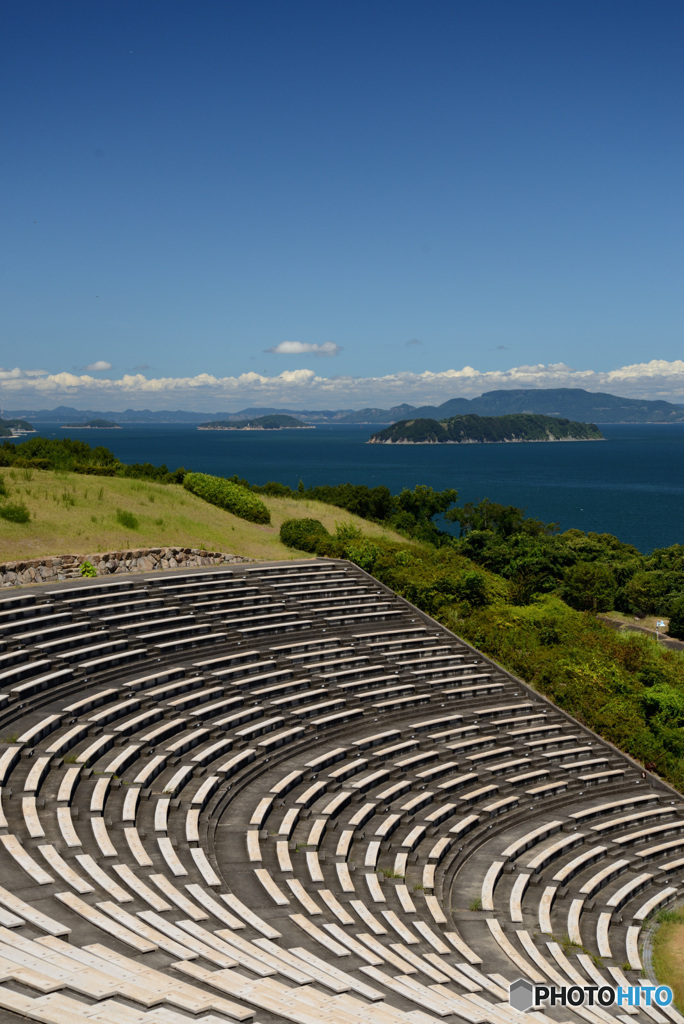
(29, 422), (684, 553)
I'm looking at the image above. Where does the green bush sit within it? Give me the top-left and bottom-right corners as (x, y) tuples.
(0, 501), (30, 523)
(456, 570), (490, 606)
(116, 508), (139, 530)
(561, 561), (616, 612)
(12, 457), (52, 470)
(73, 464), (117, 476)
(641, 683), (684, 726)
(80, 561), (98, 578)
(256, 481), (295, 497)
(622, 569), (683, 617)
(667, 597), (684, 641)
(184, 472), (270, 524)
(344, 540), (382, 572)
(280, 518), (330, 552)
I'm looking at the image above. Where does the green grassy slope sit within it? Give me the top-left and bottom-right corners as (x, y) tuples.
(0, 468), (406, 563)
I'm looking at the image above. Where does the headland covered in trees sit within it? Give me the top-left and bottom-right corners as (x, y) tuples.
(1, 432), (684, 794)
(0, 417), (34, 437)
(368, 412), (604, 444)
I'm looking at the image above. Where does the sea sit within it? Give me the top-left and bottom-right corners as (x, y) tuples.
(25, 422), (684, 554)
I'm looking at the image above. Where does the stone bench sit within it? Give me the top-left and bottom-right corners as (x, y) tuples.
(552, 845), (607, 885)
(79, 648), (147, 673)
(634, 885), (678, 923)
(36, 628), (109, 654)
(258, 725), (305, 752)
(606, 872), (654, 911)
(635, 836), (684, 862)
(481, 860), (504, 912)
(569, 792), (658, 823)
(153, 632), (226, 653)
(56, 638), (130, 663)
(591, 805), (675, 836)
(0, 834), (52, 884)
(190, 735), (233, 766)
(17, 714), (62, 747)
(535, 884), (556, 935)
(612, 818), (684, 847)
(500, 819), (564, 862)
(524, 832), (585, 874)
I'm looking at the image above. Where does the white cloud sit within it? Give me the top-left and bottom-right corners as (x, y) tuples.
(266, 341), (342, 356)
(0, 359), (683, 411)
(84, 360), (113, 371)
(0, 366), (49, 380)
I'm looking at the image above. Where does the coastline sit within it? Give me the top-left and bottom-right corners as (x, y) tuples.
(197, 425), (315, 431)
(368, 436), (606, 445)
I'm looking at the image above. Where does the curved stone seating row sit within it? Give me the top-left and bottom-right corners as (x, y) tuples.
(0, 559), (680, 1024)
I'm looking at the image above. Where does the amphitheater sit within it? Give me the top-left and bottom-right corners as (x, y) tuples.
(0, 557), (681, 1024)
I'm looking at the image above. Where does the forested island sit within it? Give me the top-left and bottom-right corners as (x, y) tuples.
(61, 419), (121, 429)
(368, 412), (604, 444)
(198, 414), (312, 430)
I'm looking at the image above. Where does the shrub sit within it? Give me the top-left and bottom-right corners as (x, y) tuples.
(73, 464), (117, 476)
(116, 508), (139, 529)
(456, 570), (490, 606)
(183, 472), (270, 524)
(13, 457), (51, 470)
(641, 684), (684, 726)
(280, 518), (330, 552)
(80, 561), (97, 578)
(561, 561), (616, 612)
(345, 543), (381, 572)
(0, 501), (30, 523)
(257, 481), (295, 497)
(667, 597), (684, 641)
(622, 569), (679, 616)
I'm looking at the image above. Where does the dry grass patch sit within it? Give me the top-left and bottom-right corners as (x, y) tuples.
(0, 469), (406, 564)
(602, 610), (668, 632)
(652, 908), (684, 1012)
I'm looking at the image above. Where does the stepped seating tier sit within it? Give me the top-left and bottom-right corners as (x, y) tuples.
(0, 558), (680, 1024)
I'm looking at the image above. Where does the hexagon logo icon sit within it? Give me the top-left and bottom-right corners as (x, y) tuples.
(509, 978), (535, 1012)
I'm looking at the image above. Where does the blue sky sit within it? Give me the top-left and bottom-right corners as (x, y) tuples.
(3, 0), (684, 410)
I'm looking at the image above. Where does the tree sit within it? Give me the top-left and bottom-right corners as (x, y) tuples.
(667, 597), (684, 640)
(561, 561), (616, 613)
(622, 570), (683, 616)
(393, 485), (458, 523)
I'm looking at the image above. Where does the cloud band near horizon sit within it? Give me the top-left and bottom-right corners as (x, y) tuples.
(1, 360), (684, 411)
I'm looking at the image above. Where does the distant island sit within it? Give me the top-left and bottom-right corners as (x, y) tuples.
(368, 413), (604, 444)
(61, 419), (121, 429)
(198, 414), (313, 431)
(0, 417), (34, 438)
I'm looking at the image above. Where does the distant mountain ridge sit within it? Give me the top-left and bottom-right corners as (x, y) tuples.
(5, 387), (684, 424)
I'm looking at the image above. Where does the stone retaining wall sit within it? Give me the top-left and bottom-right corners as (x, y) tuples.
(0, 547), (253, 587)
